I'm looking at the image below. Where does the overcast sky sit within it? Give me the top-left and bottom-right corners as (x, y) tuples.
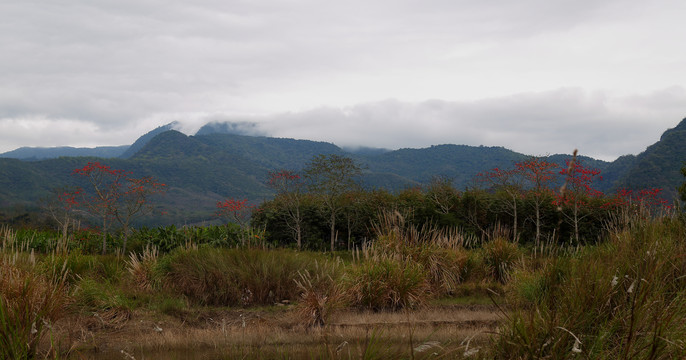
(1, 0), (685, 161)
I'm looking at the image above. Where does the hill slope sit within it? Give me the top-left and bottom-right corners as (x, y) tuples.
(615, 118), (686, 198)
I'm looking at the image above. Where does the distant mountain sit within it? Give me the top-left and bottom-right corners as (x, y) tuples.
(1, 118), (684, 225)
(0, 145), (129, 160)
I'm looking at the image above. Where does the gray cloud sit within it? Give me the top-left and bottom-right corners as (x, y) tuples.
(0, 0), (685, 158)
(251, 88), (686, 161)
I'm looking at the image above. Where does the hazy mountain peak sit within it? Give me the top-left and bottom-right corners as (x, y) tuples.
(119, 122), (178, 159)
(195, 121), (266, 137)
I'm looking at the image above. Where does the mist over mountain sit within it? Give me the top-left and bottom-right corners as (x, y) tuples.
(0, 145), (129, 161)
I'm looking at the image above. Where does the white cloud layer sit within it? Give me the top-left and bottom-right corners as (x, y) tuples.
(1, 0), (685, 160)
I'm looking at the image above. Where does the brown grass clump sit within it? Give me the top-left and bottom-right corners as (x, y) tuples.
(126, 245), (159, 291)
(481, 236), (520, 283)
(368, 210), (471, 296)
(160, 247), (333, 307)
(345, 258), (430, 311)
(0, 260), (69, 358)
(293, 260), (346, 328)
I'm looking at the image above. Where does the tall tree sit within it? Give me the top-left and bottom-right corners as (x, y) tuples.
(515, 157), (558, 245)
(114, 176), (166, 253)
(680, 164), (686, 205)
(216, 198), (255, 246)
(73, 162), (166, 254)
(556, 157), (602, 244)
(304, 154), (363, 252)
(476, 167), (523, 241)
(267, 170), (305, 249)
(426, 175), (460, 215)
(73, 162), (127, 255)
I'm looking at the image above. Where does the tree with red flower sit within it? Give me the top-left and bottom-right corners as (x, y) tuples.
(515, 157), (559, 245)
(556, 156), (603, 243)
(72, 162), (166, 254)
(216, 197), (255, 245)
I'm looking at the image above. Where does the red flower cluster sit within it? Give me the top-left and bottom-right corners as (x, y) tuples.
(216, 198), (253, 212)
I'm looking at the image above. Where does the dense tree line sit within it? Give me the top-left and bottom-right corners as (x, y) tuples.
(253, 154), (676, 250)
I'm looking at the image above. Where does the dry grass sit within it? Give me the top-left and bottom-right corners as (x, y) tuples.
(46, 305), (502, 358)
(0, 259), (69, 358)
(125, 244), (159, 291)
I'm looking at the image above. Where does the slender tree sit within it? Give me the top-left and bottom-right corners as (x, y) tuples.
(42, 186), (82, 251)
(515, 157), (558, 245)
(304, 154), (362, 252)
(556, 158), (602, 244)
(426, 175), (460, 215)
(476, 167), (523, 241)
(73, 162), (166, 254)
(73, 162), (127, 254)
(267, 169), (305, 249)
(216, 198), (255, 246)
(114, 176), (166, 253)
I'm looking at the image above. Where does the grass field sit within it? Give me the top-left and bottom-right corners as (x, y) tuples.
(2, 211), (685, 359)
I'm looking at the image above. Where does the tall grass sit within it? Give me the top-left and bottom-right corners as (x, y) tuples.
(0, 260), (69, 359)
(493, 217), (686, 359)
(160, 247), (335, 306)
(367, 211), (471, 296)
(345, 258), (430, 311)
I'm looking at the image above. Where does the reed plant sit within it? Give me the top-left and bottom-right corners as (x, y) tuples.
(125, 245), (159, 291)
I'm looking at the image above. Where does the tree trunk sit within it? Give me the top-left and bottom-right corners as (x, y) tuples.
(101, 218), (108, 255)
(535, 202), (541, 246)
(330, 211), (336, 252)
(122, 225), (129, 255)
(512, 194), (518, 242)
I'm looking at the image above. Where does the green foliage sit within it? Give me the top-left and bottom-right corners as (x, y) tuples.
(74, 277), (133, 311)
(128, 224), (245, 253)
